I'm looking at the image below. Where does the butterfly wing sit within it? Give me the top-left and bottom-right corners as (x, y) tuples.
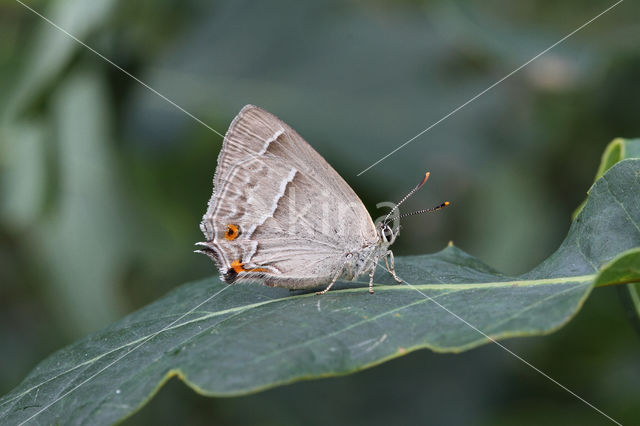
(199, 105), (378, 288)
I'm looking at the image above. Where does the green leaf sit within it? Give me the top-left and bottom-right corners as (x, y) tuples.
(1, 159), (639, 425)
(594, 248), (640, 288)
(572, 138), (640, 336)
(573, 138), (640, 219)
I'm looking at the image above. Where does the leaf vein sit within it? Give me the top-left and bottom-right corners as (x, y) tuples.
(603, 174), (640, 236)
(484, 282), (589, 333)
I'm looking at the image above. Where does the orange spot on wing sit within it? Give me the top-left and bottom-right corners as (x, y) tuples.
(230, 259), (269, 274)
(231, 259), (244, 273)
(225, 224), (240, 240)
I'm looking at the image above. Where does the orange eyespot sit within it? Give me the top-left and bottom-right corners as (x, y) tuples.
(225, 224), (240, 240)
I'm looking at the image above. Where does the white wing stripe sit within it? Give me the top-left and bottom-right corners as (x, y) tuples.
(259, 128), (285, 155)
(247, 168), (298, 238)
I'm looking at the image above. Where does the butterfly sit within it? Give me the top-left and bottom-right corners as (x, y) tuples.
(196, 105), (448, 294)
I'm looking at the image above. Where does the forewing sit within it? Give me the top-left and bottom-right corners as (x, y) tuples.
(199, 105), (377, 285)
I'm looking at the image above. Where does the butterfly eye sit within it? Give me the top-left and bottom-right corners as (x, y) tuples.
(382, 225), (394, 242)
(225, 224), (240, 240)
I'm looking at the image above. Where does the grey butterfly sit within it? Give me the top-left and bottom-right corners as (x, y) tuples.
(197, 105), (447, 294)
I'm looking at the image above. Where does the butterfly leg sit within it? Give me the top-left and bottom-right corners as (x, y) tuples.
(315, 263), (346, 295)
(385, 250), (403, 283)
(368, 254), (382, 294)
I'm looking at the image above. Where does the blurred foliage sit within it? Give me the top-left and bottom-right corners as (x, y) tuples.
(1, 0), (639, 424)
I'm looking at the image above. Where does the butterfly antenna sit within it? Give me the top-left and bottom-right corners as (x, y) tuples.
(383, 172), (430, 224)
(399, 201), (451, 219)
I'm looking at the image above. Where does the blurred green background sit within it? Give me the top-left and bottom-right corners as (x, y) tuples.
(1, 0), (639, 424)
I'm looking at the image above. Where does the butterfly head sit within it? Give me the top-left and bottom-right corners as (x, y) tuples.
(379, 221), (398, 245)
